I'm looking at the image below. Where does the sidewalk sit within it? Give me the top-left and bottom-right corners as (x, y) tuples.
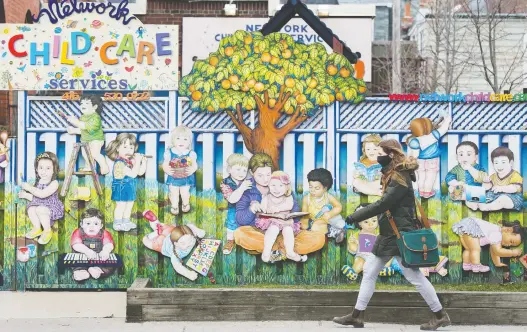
(0, 319), (524, 332)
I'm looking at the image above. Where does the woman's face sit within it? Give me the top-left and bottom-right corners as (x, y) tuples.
(253, 166), (272, 187)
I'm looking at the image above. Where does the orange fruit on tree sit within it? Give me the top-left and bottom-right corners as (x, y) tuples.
(329, 94), (335, 102)
(271, 56), (279, 65)
(221, 80), (231, 89)
(244, 35), (253, 45)
(254, 82), (265, 92)
(327, 65), (338, 76)
(336, 92), (344, 101)
(285, 78), (295, 88)
(308, 79), (318, 89)
(280, 40), (288, 49)
(358, 86), (367, 93)
(191, 91), (202, 101)
(209, 57), (219, 66)
(225, 47), (234, 57)
(261, 52), (272, 62)
(219, 103), (226, 108)
(229, 75), (239, 84)
(269, 98), (277, 108)
(207, 105), (214, 112)
(295, 94), (307, 104)
(189, 85), (196, 92)
(254, 46), (260, 53)
(241, 83), (250, 92)
(247, 79), (256, 88)
(282, 49), (292, 59)
(285, 106), (295, 115)
(339, 67), (351, 78)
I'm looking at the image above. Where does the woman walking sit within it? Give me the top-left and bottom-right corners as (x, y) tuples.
(333, 139), (450, 331)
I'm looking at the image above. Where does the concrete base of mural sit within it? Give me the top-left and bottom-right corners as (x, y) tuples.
(0, 292), (125, 319)
(127, 279), (527, 325)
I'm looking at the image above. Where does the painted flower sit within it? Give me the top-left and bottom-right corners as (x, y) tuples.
(72, 66), (84, 78)
(55, 72), (63, 79)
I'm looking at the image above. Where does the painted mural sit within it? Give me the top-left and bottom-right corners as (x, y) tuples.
(1, 0), (527, 292)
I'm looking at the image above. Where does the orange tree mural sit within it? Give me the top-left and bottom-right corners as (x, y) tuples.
(179, 30), (367, 168)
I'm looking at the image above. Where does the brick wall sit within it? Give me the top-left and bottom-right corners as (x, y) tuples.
(4, 0), (40, 23)
(0, 0), (40, 131)
(140, 0), (268, 67)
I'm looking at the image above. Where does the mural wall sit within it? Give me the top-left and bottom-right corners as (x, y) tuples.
(1, 97), (527, 290)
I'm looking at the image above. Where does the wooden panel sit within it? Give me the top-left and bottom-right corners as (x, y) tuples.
(127, 289), (527, 309)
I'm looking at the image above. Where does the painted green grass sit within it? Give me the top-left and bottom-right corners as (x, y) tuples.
(2, 181), (527, 289)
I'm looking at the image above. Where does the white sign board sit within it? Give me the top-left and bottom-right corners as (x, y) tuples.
(182, 17), (373, 82)
(0, 3), (178, 91)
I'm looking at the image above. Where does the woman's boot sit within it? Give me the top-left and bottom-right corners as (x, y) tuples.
(333, 308), (365, 327)
(420, 309), (451, 330)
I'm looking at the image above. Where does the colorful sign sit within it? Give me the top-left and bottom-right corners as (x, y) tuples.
(0, 8), (178, 90)
(186, 239), (221, 276)
(182, 17), (373, 82)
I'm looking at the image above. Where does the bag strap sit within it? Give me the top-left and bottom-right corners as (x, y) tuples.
(414, 198), (431, 229)
(386, 210), (401, 239)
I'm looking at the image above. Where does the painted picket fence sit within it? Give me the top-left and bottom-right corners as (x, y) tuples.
(1, 94), (527, 290)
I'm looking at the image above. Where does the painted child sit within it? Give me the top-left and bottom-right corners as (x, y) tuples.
(70, 208), (115, 282)
(302, 168), (346, 243)
(0, 130), (8, 184)
(106, 133), (147, 232)
(352, 134), (383, 196)
(162, 126), (198, 215)
(142, 210), (205, 281)
(67, 95), (109, 174)
(445, 141), (487, 201)
(407, 113), (451, 198)
(469, 147), (523, 211)
(19, 152), (64, 245)
(343, 204), (395, 281)
(453, 218), (523, 272)
(220, 153), (251, 255)
(256, 171), (306, 263)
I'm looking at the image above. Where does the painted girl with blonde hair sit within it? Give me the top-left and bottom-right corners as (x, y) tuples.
(255, 171), (306, 263)
(162, 126), (198, 215)
(407, 113), (451, 198)
(106, 133), (147, 231)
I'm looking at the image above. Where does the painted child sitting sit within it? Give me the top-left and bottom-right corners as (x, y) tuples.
(220, 153), (251, 255)
(342, 204), (396, 281)
(70, 208), (115, 281)
(453, 217), (523, 272)
(445, 141), (487, 201)
(142, 210), (205, 281)
(468, 147), (523, 211)
(301, 168), (346, 243)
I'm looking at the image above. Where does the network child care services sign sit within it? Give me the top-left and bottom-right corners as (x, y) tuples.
(182, 17), (373, 82)
(0, 0), (178, 91)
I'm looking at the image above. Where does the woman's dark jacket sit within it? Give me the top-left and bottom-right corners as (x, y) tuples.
(349, 168), (418, 257)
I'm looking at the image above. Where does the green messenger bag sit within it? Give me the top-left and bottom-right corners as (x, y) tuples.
(387, 199), (439, 268)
